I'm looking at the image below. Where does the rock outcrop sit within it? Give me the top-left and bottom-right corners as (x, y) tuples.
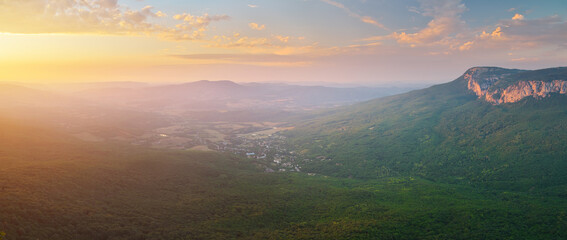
(465, 67), (567, 104)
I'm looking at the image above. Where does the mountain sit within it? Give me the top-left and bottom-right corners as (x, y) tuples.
(3, 69), (567, 239)
(0, 84), (78, 108)
(285, 67), (567, 193)
(73, 80), (415, 112)
(466, 67), (567, 104)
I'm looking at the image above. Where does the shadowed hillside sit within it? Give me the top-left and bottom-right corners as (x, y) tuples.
(2, 117), (566, 239)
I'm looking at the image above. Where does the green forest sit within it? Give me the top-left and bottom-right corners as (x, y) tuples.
(1, 0), (566, 236)
(2, 68), (567, 239)
(1, 113), (567, 239)
(286, 70), (567, 194)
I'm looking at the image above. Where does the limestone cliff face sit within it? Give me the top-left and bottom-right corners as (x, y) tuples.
(465, 67), (567, 104)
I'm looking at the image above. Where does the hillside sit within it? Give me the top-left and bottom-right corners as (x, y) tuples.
(3, 118), (567, 239)
(285, 67), (567, 193)
(3, 68), (567, 239)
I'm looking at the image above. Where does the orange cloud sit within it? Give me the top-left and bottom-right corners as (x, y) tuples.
(0, 0), (228, 42)
(474, 15), (567, 51)
(207, 35), (271, 49)
(168, 13), (230, 40)
(275, 35), (290, 43)
(392, 17), (461, 45)
(479, 27), (504, 40)
(459, 41), (473, 51)
(512, 13), (525, 21)
(171, 53), (313, 67)
(249, 23), (266, 31)
(385, 0), (467, 46)
(511, 57), (539, 62)
(204, 33), (323, 56)
(0, 1), (164, 34)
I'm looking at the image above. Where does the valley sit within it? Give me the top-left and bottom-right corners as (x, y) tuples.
(1, 119), (566, 239)
(125, 119), (304, 173)
(2, 67), (567, 239)
(3, 1), (567, 239)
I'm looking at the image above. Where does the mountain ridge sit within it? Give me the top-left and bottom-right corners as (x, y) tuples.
(464, 66), (567, 104)
(70, 80), (415, 111)
(284, 66), (567, 192)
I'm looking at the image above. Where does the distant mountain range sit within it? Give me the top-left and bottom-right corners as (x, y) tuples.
(71, 80), (415, 111)
(285, 66), (567, 194)
(3, 67), (567, 239)
(1, 80), (417, 139)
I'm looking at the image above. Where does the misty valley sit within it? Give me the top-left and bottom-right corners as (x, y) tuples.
(2, 68), (567, 239)
(1, 81), (411, 174)
(2, 0), (567, 239)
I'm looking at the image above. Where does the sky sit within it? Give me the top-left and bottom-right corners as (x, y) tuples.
(0, 0), (566, 85)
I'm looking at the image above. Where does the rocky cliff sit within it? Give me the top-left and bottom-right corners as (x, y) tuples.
(465, 67), (567, 104)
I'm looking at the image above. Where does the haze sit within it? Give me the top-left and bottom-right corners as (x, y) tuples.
(1, 0), (566, 85)
(3, 1), (567, 239)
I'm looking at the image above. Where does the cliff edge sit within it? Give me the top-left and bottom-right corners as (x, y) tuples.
(464, 67), (567, 104)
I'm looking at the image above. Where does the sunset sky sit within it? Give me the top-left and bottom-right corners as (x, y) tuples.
(1, 0), (566, 85)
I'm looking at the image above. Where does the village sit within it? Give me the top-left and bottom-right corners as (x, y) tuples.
(128, 120), (306, 173)
(216, 133), (303, 173)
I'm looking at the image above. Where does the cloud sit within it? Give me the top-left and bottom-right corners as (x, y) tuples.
(458, 41), (473, 51)
(319, 0), (388, 30)
(249, 22), (266, 30)
(389, 0), (467, 45)
(0, 0), (227, 41)
(98, 0), (118, 8)
(359, 0), (478, 57)
(408, 6), (421, 14)
(275, 35), (290, 43)
(173, 13), (230, 29)
(451, 15), (567, 58)
(171, 53), (313, 66)
(418, 0), (466, 18)
(0, 0), (164, 34)
(248, 4), (259, 8)
(124, 6), (166, 23)
(512, 13), (524, 21)
(479, 27), (504, 40)
(155, 11), (167, 18)
(469, 15), (567, 51)
(163, 13), (230, 40)
(207, 35), (272, 49)
(204, 33), (322, 56)
(511, 57), (540, 62)
(495, 15), (567, 47)
(359, 0), (566, 63)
